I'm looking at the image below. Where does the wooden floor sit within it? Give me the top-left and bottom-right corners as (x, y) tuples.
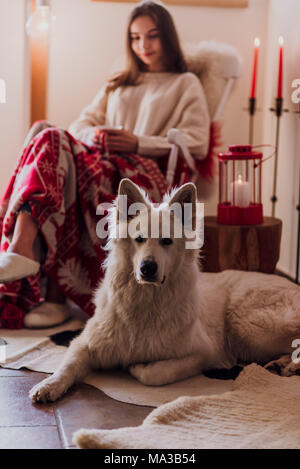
(0, 367), (154, 449)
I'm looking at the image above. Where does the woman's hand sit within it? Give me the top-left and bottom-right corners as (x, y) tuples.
(102, 128), (138, 153)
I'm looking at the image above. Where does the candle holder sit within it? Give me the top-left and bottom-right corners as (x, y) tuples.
(217, 145), (263, 225)
(248, 97), (256, 146)
(269, 98), (289, 217)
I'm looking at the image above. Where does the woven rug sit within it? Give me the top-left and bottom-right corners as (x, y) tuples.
(73, 364), (300, 449)
(0, 316), (234, 407)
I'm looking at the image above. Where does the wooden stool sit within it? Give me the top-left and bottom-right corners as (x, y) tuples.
(202, 216), (282, 274)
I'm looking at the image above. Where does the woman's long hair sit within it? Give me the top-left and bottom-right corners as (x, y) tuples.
(106, 1), (187, 92)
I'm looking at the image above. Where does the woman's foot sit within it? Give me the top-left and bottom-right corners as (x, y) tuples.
(24, 277), (70, 328)
(0, 252), (40, 283)
(23, 301), (72, 329)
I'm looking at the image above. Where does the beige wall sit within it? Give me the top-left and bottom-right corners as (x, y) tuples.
(0, 0), (30, 198)
(261, 0), (300, 277)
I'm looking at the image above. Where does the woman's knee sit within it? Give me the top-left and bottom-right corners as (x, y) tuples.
(38, 126), (68, 141)
(31, 120), (53, 134)
(23, 121), (54, 149)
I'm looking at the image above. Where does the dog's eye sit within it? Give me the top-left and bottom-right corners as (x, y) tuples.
(160, 238), (173, 246)
(135, 235), (146, 243)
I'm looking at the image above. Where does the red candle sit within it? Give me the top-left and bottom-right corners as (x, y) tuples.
(277, 36), (284, 99)
(250, 38), (260, 99)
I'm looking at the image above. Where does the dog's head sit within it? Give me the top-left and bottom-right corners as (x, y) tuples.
(103, 179), (203, 286)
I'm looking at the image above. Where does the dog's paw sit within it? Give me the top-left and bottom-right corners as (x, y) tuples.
(264, 354), (300, 377)
(129, 363), (147, 383)
(281, 360), (300, 377)
(264, 355), (294, 376)
(29, 376), (67, 403)
(129, 363), (166, 386)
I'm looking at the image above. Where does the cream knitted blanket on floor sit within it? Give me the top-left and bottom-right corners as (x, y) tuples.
(74, 364), (300, 449)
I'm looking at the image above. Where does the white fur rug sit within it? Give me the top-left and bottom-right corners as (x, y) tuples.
(0, 317), (233, 407)
(74, 364), (300, 449)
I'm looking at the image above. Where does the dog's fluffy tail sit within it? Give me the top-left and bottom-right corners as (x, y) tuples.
(73, 429), (111, 449)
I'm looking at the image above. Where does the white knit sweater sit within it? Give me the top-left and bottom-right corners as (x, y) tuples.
(68, 72), (210, 159)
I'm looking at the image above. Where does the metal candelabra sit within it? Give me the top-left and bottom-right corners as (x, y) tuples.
(248, 97), (256, 146)
(269, 98), (288, 217)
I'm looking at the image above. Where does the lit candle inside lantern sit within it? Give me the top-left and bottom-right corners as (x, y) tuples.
(250, 37), (260, 99)
(231, 174), (251, 207)
(277, 36), (284, 99)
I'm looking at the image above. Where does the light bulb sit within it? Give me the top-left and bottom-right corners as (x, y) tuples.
(26, 0), (55, 38)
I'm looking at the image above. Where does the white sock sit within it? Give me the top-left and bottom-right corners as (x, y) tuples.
(24, 301), (72, 328)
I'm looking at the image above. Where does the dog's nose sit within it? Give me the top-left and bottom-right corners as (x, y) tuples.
(140, 260), (158, 278)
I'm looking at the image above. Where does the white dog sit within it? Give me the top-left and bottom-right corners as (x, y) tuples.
(30, 179), (300, 403)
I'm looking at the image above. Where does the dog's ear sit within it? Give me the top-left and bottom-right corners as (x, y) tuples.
(118, 179), (147, 204)
(117, 178), (149, 223)
(168, 183), (197, 231)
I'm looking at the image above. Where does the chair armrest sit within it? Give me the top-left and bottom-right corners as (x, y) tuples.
(167, 129), (196, 171)
(166, 129), (199, 187)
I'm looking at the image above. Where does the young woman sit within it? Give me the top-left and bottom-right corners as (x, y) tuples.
(0, 0), (210, 329)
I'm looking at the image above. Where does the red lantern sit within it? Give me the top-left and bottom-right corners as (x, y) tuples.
(217, 145), (263, 225)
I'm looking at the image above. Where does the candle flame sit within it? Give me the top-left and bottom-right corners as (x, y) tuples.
(254, 37), (260, 47)
(238, 174), (243, 184)
(278, 36), (284, 46)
